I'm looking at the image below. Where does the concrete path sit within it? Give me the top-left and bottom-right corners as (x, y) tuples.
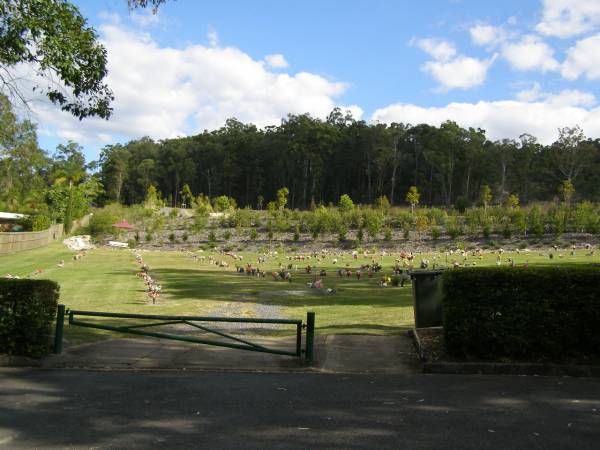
(1, 369), (598, 449)
(43, 334), (419, 374)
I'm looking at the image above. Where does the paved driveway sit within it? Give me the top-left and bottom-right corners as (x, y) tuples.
(1, 369), (598, 449)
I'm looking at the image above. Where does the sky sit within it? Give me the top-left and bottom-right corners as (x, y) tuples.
(27, 0), (600, 160)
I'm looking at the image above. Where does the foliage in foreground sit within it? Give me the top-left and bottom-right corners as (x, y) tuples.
(442, 267), (600, 360)
(0, 279), (59, 358)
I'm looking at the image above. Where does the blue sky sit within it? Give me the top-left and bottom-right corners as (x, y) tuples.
(31, 0), (600, 160)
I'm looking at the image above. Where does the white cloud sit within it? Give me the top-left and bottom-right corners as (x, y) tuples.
(27, 23), (361, 148)
(413, 37), (496, 90)
(561, 33), (600, 80)
(264, 54), (289, 69)
(422, 55), (497, 90)
(470, 24), (506, 47)
(130, 10), (160, 27)
(516, 83), (596, 106)
(207, 30), (219, 48)
(502, 35), (560, 72)
(515, 82), (544, 102)
(413, 38), (457, 62)
(371, 98), (600, 144)
(546, 89), (596, 107)
(536, 0), (600, 38)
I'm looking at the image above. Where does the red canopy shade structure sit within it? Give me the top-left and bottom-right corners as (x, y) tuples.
(112, 219), (135, 230)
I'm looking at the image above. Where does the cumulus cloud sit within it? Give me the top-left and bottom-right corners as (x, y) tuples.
(371, 97), (600, 144)
(28, 23), (362, 148)
(502, 35), (560, 72)
(469, 24), (506, 47)
(536, 0), (600, 38)
(413, 38), (457, 62)
(561, 33), (600, 80)
(130, 10), (160, 27)
(264, 54), (289, 69)
(516, 82), (596, 106)
(413, 37), (496, 90)
(515, 82), (544, 102)
(422, 55), (497, 90)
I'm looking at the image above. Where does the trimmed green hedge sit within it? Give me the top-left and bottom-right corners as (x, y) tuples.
(443, 267), (600, 360)
(0, 279), (59, 358)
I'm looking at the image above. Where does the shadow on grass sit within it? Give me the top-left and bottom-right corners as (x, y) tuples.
(132, 267), (415, 308)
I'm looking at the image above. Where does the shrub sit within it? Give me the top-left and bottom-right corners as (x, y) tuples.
(383, 227), (392, 241)
(182, 232), (189, 242)
(446, 215), (463, 240)
(402, 223), (410, 240)
(31, 215), (52, 231)
(127, 239), (136, 248)
(454, 196), (469, 213)
(249, 229), (258, 241)
(86, 208), (119, 237)
(213, 195), (236, 212)
(442, 267), (600, 360)
(293, 225), (300, 242)
(356, 227), (364, 243)
(208, 231), (217, 243)
(145, 233), (153, 242)
(0, 279), (59, 357)
(168, 233), (176, 243)
(431, 226), (441, 240)
(222, 230), (232, 240)
(338, 194), (354, 212)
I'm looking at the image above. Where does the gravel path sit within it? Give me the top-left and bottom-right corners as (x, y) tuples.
(162, 297), (289, 336)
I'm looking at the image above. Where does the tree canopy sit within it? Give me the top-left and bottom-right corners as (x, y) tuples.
(95, 111), (600, 209)
(0, 0), (114, 119)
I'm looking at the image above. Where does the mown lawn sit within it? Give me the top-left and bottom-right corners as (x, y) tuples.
(1, 242), (598, 344)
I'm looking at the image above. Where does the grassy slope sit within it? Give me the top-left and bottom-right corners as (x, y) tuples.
(1, 243), (598, 344)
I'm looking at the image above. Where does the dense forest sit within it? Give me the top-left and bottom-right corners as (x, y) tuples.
(2, 89), (600, 235)
(98, 108), (600, 209)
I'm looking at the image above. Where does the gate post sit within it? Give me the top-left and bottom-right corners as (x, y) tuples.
(53, 304), (65, 354)
(305, 311), (315, 363)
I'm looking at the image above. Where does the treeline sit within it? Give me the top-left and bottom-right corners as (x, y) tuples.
(0, 95), (100, 230)
(98, 109), (600, 208)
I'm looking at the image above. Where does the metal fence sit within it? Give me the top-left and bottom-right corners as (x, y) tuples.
(54, 307), (316, 362)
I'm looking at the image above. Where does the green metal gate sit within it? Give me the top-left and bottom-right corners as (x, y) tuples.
(54, 305), (315, 362)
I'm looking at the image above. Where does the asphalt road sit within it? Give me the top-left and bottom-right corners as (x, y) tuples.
(0, 369), (599, 449)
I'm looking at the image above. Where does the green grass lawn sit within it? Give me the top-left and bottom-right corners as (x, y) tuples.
(1, 242), (598, 344)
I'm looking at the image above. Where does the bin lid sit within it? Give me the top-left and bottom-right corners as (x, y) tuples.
(408, 269), (445, 278)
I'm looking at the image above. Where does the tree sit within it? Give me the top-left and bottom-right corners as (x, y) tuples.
(338, 194), (354, 212)
(276, 187), (289, 210)
(180, 183), (193, 208)
(127, 0), (169, 12)
(549, 126), (595, 183)
(375, 195), (391, 213)
(0, 94), (48, 211)
(99, 144), (129, 203)
(144, 185), (161, 210)
(50, 141), (87, 186)
(0, 0), (113, 119)
(558, 180), (575, 205)
(506, 194), (519, 209)
(406, 186), (420, 213)
(480, 185), (492, 211)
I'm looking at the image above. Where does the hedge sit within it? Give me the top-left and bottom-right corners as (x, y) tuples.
(442, 267), (600, 361)
(0, 279), (59, 358)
